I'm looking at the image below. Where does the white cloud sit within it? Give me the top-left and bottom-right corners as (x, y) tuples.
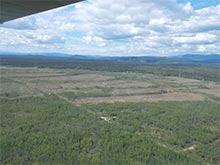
(83, 35), (106, 47)
(173, 33), (219, 44)
(0, 0), (219, 56)
(183, 2), (193, 14)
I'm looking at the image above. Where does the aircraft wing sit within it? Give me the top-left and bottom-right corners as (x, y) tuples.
(0, 0), (83, 23)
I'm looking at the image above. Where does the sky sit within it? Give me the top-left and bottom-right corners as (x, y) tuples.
(0, 0), (220, 56)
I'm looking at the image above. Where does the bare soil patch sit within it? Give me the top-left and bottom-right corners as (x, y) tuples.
(75, 92), (204, 105)
(183, 145), (196, 152)
(167, 77), (202, 83)
(35, 84), (62, 93)
(62, 80), (152, 89)
(7, 73), (66, 78)
(17, 74), (113, 82)
(112, 87), (172, 95)
(196, 89), (220, 97)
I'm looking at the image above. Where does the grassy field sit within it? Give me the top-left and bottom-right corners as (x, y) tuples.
(0, 66), (220, 164)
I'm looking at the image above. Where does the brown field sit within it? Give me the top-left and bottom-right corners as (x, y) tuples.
(6, 73), (66, 78)
(75, 93), (205, 105)
(61, 80), (152, 89)
(166, 76), (202, 83)
(196, 89), (220, 97)
(112, 87), (172, 95)
(1, 66), (219, 105)
(16, 74), (113, 82)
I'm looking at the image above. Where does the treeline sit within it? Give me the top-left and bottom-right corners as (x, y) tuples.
(1, 55), (220, 81)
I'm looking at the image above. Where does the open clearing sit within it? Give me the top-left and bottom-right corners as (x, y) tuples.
(112, 87), (172, 95)
(1, 66), (219, 102)
(17, 74), (113, 82)
(75, 92), (204, 105)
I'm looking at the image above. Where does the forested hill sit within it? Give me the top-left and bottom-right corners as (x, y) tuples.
(0, 53), (219, 65)
(170, 54), (220, 64)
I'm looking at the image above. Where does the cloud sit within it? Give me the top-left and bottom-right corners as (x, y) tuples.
(83, 35), (106, 47)
(70, 0), (220, 55)
(0, 0), (219, 56)
(35, 35), (65, 44)
(173, 33), (219, 45)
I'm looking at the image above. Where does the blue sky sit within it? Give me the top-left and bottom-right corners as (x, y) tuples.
(0, 0), (220, 56)
(177, 0), (220, 9)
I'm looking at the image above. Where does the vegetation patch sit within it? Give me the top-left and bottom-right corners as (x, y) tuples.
(60, 91), (112, 100)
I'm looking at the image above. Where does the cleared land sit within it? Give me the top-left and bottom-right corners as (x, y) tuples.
(1, 66), (218, 103)
(75, 93), (204, 105)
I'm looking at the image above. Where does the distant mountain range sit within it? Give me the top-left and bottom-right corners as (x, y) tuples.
(170, 54), (220, 64)
(0, 52), (219, 65)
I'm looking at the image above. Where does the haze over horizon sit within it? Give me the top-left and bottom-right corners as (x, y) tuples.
(0, 0), (220, 56)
